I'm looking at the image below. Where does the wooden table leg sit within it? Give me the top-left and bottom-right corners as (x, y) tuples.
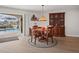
(31, 34), (33, 42)
(34, 36), (36, 45)
(52, 37), (53, 43)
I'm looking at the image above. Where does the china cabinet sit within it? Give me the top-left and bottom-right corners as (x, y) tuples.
(49, 13), (65, 37)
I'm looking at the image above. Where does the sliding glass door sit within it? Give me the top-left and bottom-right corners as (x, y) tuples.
(0, 13), (23, 33)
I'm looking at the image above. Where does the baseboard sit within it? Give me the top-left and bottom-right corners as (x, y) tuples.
(66, 34), (79, 37)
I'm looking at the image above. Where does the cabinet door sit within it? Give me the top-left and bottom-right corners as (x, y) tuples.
(53, 28), (58, 36)
(50, 14), (54, 18)
(49, 19), (54, 25)
(60, 21), (64, 27)
(54, 14), (58, 18)
(59, 27), (65, 36)
(49, 13), (65, 37)
(60, 13), (64, 18)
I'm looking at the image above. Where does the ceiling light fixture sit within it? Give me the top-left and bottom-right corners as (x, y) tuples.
(39, 5), (47, 21)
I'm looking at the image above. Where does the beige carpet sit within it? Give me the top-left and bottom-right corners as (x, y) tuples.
(0, 37), (19, 43)
(0, 36), (78, 53)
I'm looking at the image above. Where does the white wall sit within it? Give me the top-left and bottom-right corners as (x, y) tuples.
(0, 6), (79, 37)
(0, 6), (31, 36)
(38, 9), (79, 37)
(29, 12), (49, 27)
(65, 10), (79, 37)
(28, 9), (79, 37)
(0, 6), (42, 36)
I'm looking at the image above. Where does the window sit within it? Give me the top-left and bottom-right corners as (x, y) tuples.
(0, 14), (19, 32)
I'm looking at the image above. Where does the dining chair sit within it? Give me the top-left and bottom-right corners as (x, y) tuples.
(45, 26), (54, 45)
(31, 26), (41, 45)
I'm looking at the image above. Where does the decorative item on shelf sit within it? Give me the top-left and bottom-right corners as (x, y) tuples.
(31, 14), (38, 21)
(39, 5), (47, 21)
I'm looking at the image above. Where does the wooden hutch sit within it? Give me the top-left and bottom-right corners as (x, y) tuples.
(49, 12), (65, 37)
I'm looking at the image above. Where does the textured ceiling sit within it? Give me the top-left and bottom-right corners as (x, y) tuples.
(1, 5), (79, 11)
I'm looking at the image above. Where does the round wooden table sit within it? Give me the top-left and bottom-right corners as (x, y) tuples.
(30, 27), (53, 45)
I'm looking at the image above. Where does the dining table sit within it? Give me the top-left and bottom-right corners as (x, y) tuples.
(30, 26), (54, 45)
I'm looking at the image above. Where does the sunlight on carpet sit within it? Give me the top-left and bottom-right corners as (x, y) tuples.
(0, 37), (19, 43)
